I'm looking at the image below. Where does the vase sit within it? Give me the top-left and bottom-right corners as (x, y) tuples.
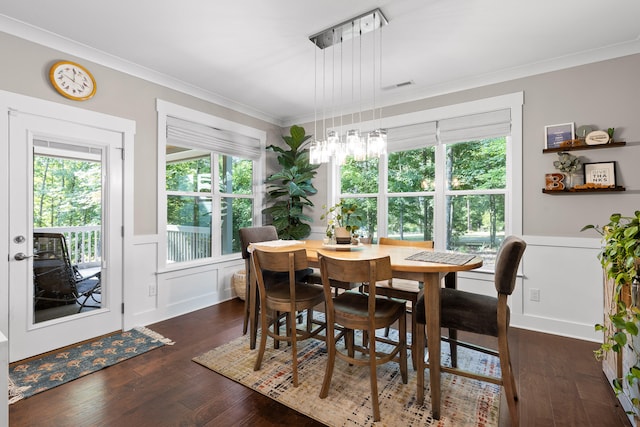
(334, 226), (351, 245)
(565, 173), (574, 189)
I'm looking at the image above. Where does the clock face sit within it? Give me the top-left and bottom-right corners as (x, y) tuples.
(49, 61), (96, 101)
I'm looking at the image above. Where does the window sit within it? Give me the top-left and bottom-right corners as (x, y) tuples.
(157, 100), (265, 267)
(333, 93), (523, 270)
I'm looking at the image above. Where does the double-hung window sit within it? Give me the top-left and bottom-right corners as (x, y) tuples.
(158, 101), (265, 267)
(335, 93), (522, 270)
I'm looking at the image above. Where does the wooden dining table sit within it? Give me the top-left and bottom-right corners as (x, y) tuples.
(248, 239), (483, 420)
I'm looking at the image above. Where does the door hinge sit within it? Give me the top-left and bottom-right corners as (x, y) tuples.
(121, 226), (124, 237)
(121, 303), (125, 314)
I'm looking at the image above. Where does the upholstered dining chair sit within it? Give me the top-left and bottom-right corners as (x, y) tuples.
(318, 252), (408, 422)
(251, 247), (325, 387)
(239, 226), (279, 336)
(414, 235), (526, 427)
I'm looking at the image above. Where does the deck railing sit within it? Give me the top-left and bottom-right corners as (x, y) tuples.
(167, 225), (211, 262)
(34, 226), (101, 268)
(34, 225), (213, 266)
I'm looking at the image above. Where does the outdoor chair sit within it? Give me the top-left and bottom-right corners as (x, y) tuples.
(33, 232), (101, 313)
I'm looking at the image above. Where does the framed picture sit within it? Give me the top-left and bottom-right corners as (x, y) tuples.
(584, 161), (617, 187)
(544, 123), (574, 149)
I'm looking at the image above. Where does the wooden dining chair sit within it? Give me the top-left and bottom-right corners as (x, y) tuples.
(318, 252), (408, 422)
(239, 226), (318, 350)
(251, 247), (325, 387)
(414, 235), (526, 426)
(373, 237), (456, 367)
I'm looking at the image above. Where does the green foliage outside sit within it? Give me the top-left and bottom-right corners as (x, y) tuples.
(33, 155), (102, 228)
(339, 137), (506, 253)
(263, 125), (319, 240)
(165, 152), (254, 258)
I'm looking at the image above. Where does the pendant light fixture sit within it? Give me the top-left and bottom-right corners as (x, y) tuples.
(308, 9), (388, 164)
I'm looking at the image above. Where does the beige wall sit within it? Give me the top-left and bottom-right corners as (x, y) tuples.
(304, 54), (640, 238)
(1, 31), (639, 239)
(0, 32), (283, 235)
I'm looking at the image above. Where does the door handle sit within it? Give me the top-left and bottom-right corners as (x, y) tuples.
(14, 252), (33, 261)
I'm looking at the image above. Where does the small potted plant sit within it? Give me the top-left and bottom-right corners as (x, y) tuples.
(321, 201), (362, 244)
(553, 152), (581, 189)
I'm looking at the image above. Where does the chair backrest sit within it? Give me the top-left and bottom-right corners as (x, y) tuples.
(252, 248), (309, 275)
(239, 226), (278, 260)
(494, 236), (526, 295)
(251, 248), (308, 308)
(319, 253), (392, 299)
(33, 232), (77, 295)
(378, 237), (434, 249)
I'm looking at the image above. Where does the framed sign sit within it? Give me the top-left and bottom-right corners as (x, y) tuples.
(545, 123), (574, 149)
(584, 161), (617, 187)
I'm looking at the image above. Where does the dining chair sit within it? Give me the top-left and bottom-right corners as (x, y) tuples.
(318, 252), (408, 422)
(373, 237), (457, 367)
(239, 226), (279, 336)
(251, 247), (325, 387)
(414, 235), (526, 427)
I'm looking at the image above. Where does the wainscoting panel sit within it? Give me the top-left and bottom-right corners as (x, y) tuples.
(126, 235), (243, 328)
(515, 235), (603, 341)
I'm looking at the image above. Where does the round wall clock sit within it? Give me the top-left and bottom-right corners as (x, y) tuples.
(49, 60), (97, 101)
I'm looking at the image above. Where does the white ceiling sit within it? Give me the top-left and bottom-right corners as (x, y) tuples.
(2, 1), (640, 126)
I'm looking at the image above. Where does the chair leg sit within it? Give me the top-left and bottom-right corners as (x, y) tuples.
(368, 324), (381, 422)
(498, 330), (519, 427)
(399, 311), (408, 384)
(415, 322), (426, 405)
(449, 328), (458, 367)
(253, 305), (269, 372)
(243, 262), (251, 334)
(320, 323), (336, 398)
(291, 312), (299, 387)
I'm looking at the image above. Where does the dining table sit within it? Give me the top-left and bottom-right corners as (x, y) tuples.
(247, 239), (483, 420)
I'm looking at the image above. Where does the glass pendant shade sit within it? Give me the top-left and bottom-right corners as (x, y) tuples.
(309, 140), (322, 165)
(367, 129), (387, 158)
(326, 130), (340, 156)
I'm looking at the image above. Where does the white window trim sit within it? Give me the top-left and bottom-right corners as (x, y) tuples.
(156, 99), (266, 272)
(328, 92), (523, 251)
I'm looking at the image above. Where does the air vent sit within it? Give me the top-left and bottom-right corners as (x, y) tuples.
(382, 81), (415, 90)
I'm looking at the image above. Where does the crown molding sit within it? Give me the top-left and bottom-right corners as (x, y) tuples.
(283, 37), (640, 127)
(0, 14), (284, 127)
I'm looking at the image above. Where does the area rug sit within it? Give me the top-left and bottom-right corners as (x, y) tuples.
(8, 327), (174, 404)
(193, 329), (501, 426)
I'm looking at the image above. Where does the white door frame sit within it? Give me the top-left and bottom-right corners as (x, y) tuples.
(0, 90), (135, 357)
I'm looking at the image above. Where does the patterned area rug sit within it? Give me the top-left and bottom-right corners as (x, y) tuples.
(8, 327), (174, 404)
(193, 329), (501, 426)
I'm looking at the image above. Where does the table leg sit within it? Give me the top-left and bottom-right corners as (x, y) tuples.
(425, 272), (442, 420)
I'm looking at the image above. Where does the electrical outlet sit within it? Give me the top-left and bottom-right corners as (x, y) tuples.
(148, 283), (157, 296)
(530, 288), (540, 302)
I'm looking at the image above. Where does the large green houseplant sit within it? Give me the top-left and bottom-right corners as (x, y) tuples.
(262, 125), (319, 240)
(582, 211), (640, 414)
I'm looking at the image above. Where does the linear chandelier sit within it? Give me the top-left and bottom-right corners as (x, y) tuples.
(308, 9), (388, 165)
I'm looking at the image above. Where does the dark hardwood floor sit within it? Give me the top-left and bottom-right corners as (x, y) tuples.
(9, 299), (631, 426)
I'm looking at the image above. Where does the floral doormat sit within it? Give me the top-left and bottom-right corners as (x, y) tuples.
(193, 328), (501, 427)
(8, 327), (174, 404)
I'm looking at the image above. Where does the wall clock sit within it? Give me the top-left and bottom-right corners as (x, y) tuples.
(49, 60), (97, 101)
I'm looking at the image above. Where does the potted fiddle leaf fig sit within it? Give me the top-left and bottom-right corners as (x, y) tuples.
(582, 211), (640, 417)
(262, 125), (319, 240)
